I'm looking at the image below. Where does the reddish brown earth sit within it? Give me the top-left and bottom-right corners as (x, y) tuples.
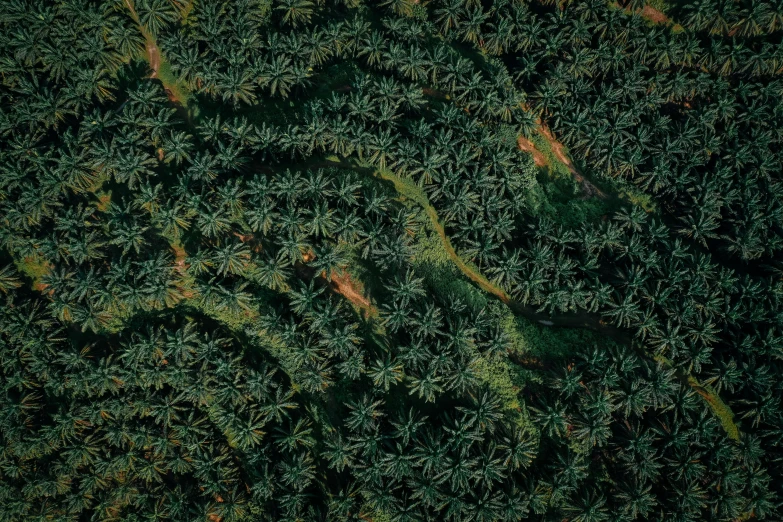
(517, 136), (547, 167)
(96, 193), (112, 212)
(614, 1), (670, 25)
(539, 126), (607, 199)
(327, 270), (376, 317)
(299, 250), (376, 316)
(124, 0), (181, 106)
(171, 244), (187, 273)
(640, 5), (669, 24)
(422, 87), (448, 99)
(146, 40), (160, 78)
(517, 125), (607, 199)
(170, 244), (195, 298)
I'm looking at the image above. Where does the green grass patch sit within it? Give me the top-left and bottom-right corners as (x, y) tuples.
(531, 133), (574, 180)
(157, 59), (193, 109)
(524, 133), (656, 226)
(654, 354), (741, 441)
(604, 178), (657, 212)
(647, 0), (671, 13)
(522, 134), (616, 227)
(525, 170), (610, 228)
(500, 309), (610, 363)
(15, 253), (52, 288)
(408, 229), (532, 428)
(691, 378), (741, 442)
(472, 354), (530, 423)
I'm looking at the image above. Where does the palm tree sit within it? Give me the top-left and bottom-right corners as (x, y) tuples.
(136, 0), (178, 37)
(260, 55), (297, 98)
(253, 251), (292, 291)
(407, 369), (443, 403)
(0, 265), (21, 293)
(276, 0), (314, 28)
(211, 242), (250, 277)
(346, 395), (385, 434)
(379, 0), (414, 17)
(562, 489), (609, 522)
(368, 355), (404, 391)
(434, 0), (464, 36)
(196, 207), (233, 240)
(218, 67), (257, 106)
(307, 242), (345, 281)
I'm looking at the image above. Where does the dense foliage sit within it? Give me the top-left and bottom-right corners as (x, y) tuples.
(1, 0), (782, 521)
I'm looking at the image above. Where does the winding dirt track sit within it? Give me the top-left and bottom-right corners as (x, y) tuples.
(538, 126), (607, 198)
(517, 136), (547, 167)
(146, 41), (161, 78)
(375, 166), (627, 335)
(124, 0), (160, 77)
(329, 271), (376, 317)
(640, 5), (669, 24)
(370, 162), (740, 440)
(297, 250), (377, 317)
(123, 0), (180, 102)
(108, 18), (740, 440)
(518, 127), (607, 199)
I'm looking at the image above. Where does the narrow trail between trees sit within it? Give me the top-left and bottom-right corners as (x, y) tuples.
(123, 0), (187, 107)
(614, 1), (681, 28)
(517, 126), (607, 199)
(299, 249), (378, 318)
(129, 55), (740, 441)
(537, 126), (608, 199)
(517, 136), (547, 167)
(373, 165), (626, 335)
(370, 162), (741, 441)
(329, 270), (376, 318)
(639, 5), (669, 24)
(145, 40), (161, 79)
(123, 1), (155, 72)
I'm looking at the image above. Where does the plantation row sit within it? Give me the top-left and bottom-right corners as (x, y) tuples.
(1, 0), (781, 521)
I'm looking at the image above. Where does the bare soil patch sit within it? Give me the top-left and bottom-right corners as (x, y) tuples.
(297, 250), (375, 316)
(538, 126), (607, 199)
(96, 193), (112, 212)
(640, 5), (669, 24)
(614, 1), (670, 25)
(164, 87), (180, 105)
(171, 244), (187, 272)
(516, 125), (606, 199)
(517, 136), (547, 167)
(328, 270), (375, 316)
(146, 41), (160, 78)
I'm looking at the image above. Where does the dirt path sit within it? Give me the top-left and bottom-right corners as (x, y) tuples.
(123, 0), (160, 77)
(535, 126), (608, 199)
(418, 86), (601, 200)
(376, 167), (627, 332)
(123, 0), (185, 106)
(640, 5), (669, 24)
(369, 162), (741, 441)
(513, 106), (606, 199)
(517, 136), (547, 167)
(660, 354), (740, 441)
(298, 248), (378, 318)
(613, 1), (672, 26)
(171, 243), (188, 274)
(146, 41), (161, 78)
(328, 270), (376, 317)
